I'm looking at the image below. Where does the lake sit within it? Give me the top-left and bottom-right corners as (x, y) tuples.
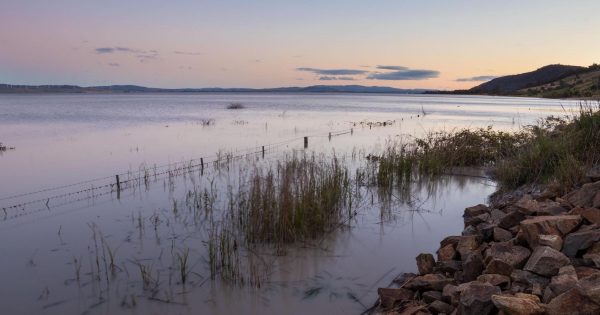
(0, 93), (581, 314)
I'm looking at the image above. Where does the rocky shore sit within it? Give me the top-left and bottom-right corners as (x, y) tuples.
(371, 167), (600, 315)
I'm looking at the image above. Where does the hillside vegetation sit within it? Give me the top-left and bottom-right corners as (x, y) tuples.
(519, 68), (600, 98)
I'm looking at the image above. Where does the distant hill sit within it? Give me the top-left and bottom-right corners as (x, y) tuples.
(469, 64), (587, 94)
(0, 84), (430, 94)
(518, 67), (600, 98)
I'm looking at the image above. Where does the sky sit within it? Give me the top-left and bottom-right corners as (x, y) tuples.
(1, 0), (599, 90)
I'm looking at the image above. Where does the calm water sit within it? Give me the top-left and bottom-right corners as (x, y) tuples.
(0, 93), (580, 314)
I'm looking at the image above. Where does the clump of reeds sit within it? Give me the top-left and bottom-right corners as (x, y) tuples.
(236, 154), (353, 244)
(226, 103), (245, 110)
(495, 102), (600, 190)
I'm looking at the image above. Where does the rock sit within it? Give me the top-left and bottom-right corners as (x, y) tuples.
(404, 273), (455, 292)
(546, 287), (600, 315)
(422, 290), (443, 303)
(428, 300), (454, 314)
(565, 180), (600, 208)
(511, 269), (551, 289)
(465, 213), (491, 228)
(538, 234), (563, 250)
(514, 195), (540, 215)
(464, 204), (489, 218)
(458, 281), (501, 315)
(436, 260), (462, 274)
(462, 225), (479, 236)
(437, 244), (457, 262)
(456, 236), (480, 260)
(491, 293), (545, 315)
(562, 226), (600, 257)
(396, 303), (432, 315)
(485, 242), (531, 269)
(477, 222), (496, 241)
(440, 236), (462, 248)
(582, 242), (600, 267)
(477, 274), (511, 289)
(393, 272), (418, 285)
(524, 246), (570, 276)
(595, 192), (600, 209)
(417, 253), (436, 275)
(575, 266), (600, 279)
(484, 259), (514, 276)
(378, 287), (415, 309)
(542, 265), (578, 303)
(570, 207), (600, 225)
(490, 209), (507, 224)
(577, 273), (600, 304)
(537, 201), (568, 216)
(586, 165), (600, 182)
(519, 215), (582, 248)
(463, 253), (484, 282)
(493, 227), (513, 242)
(442, 284), (459, 305)
(499, 210), (527, 230)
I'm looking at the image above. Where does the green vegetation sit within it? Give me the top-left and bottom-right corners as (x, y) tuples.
(376, 103), (600, 192)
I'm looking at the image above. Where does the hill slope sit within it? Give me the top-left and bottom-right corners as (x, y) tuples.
(518, 69), (600, 98)
(469, 64), (586, 94)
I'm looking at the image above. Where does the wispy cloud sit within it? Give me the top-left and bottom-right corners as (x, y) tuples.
(94, 46), (159, 62)
(376, 65), (409, 71)
(297, 67), (368, 76)
(108, 63), (120, 67)
(456, 75), (498, 82)
(173, 51), (202, 56)
(319, 76), (356, 81)
(368, 69), (439, 80)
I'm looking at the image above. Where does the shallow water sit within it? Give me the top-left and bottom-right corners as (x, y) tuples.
(0, 93), (580, 314)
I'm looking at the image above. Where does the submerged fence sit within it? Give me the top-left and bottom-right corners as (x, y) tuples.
(1, 128), (353, 220)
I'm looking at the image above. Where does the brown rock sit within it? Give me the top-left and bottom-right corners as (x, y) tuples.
(422, 290), (442, 303)
(464, 204), (489, 218)
(458, 281), (501, 315)
(437, 244), (457, 262)
(416, 253), (436, 275)
(538, 234), (563, 251)
(511, 269), (551, 289)
(499, 210), (527, 230)
(493, 227), (513, 242)
(490, 209), (507, 224)
(456, 236), (481, 261)
(396, 303), (432, 315)
(519, 215), (582, 248)
(577, 273), (600, 304)
(484, 259), (514, 276)
(440, 236), (461, 249)
(477, 274), (511, 289)
(463, 253), (484, 282)
(428, 300), (454, 314)
(562, 226), (600, 257)
(436, 260), (462, 274)
(393, 272), (418, 286)
(565, 180), (600, 208)
(485, 242), (531, 269)
(491, 293), (545, 315)
(378, 287), (415, 309)
(404, 273), (455, 292)
(442, 284), (459, 305)
(575, 266), (600, 279)
(546, 287), (600, 315)
(570, 207), (600, 225)
(542, 265), (578, 303)
(514, 195), (540, 215)
(524, 246), (570, 277)
(537, 201), (568, 216)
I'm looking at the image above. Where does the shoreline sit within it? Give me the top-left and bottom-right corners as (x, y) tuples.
(368, 168), (600, 314)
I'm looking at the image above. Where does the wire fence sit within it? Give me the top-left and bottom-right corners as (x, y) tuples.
(1, 128), (353, 218)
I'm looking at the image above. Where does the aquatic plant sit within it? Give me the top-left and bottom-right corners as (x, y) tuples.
(226, 102), (245, 109)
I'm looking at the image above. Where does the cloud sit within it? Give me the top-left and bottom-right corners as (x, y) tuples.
(368, 69), (439, 80)
(319, 76), (356, 81)
(456, 75), (498, 82)
(95, 46), (147, 54)
(173, 51), (202, 56)
(297, 67), (368, 76)
(108, 63), (120, 67)
(376, 65), (409, 71)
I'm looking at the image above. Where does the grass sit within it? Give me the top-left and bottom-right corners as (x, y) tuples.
(226, 102), (245, 110)
(374, 102), (600, 192)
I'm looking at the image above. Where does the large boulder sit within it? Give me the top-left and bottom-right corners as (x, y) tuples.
(428, 300), (454, 314)
(404, 273), (455, 292)
(565, 180), (600, 208)
(437, 243), (457, 262)
(498, 210), (528, 230)
(463, 253), (485, 282)
(416, 253), (436, 275)
(477, 274), (511, 290)
(510, 269), (551, 294)
(484, 259), (514, 276)
(491, 293), (546, 315)
(458, 281), (501, 315)
(524, 246), (570, 277)
(422, 290), (442, 303)
(562, 226), (600, 257)
(543, 265), (578, 303)
(464, 204), (489, 218)
(519, 215), (582, 248)
(493, 227), (513, 242)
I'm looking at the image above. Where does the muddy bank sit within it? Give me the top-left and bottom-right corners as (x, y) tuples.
(369, 167), (600, 315)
